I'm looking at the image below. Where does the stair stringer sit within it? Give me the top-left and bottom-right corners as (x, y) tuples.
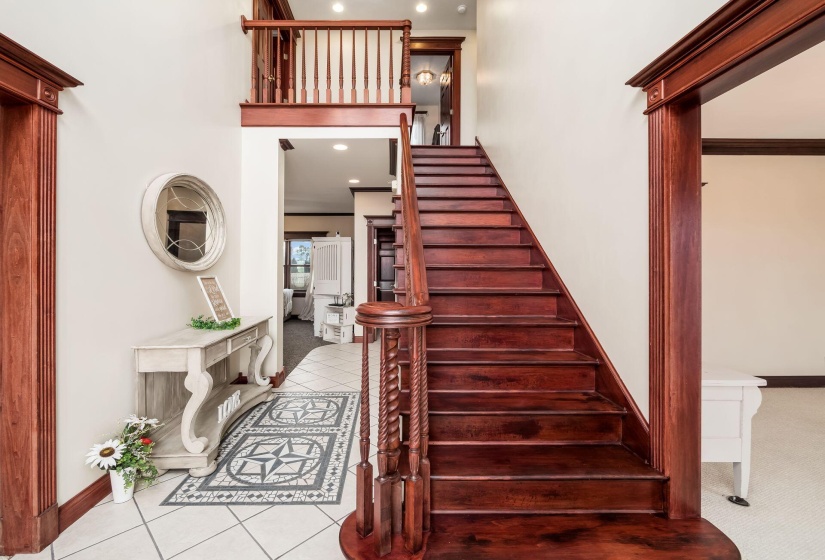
(475, 139), (651, 462)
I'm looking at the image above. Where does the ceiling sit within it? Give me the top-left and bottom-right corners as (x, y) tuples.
(411, 54), (450, 106)
(702, 39), (825, 138)
(284, 139), (394, 213)
(291, 0), (477, 30)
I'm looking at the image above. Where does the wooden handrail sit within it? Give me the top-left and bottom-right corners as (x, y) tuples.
(399, 113), (429, 307)
(241, 17), (410, 31)
(351, 115), (431, 555)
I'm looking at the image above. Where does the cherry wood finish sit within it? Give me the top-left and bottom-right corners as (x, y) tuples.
(366, 215), (396, 307)
(409, 37), (465, 146)
(0, 35), (80, 556)
(702, 138), (825, 155)
(341, 512), (739, 560)
(342, 142), (738, 557)
(630, 0), (825, 521)
(760, 376), (825, 387)
(241, 103), (414, 127)
(56, 476), (109, 534)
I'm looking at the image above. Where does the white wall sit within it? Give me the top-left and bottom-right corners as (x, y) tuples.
(702, 156), (825, 377)
(476, 0), (728, 416)
(353, 191), (397, 336)
(284, 215), (355, 238)
(0, 0), (249, 502)
(241, 127), (399, 368)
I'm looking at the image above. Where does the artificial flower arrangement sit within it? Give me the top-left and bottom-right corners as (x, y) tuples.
(86, 415), (163, 502)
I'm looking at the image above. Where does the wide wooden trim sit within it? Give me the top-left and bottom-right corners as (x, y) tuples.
(410, 37), (464, 146)
(647, 102), (703, 519)
(629, 0), (825, 112)
(631, 0), (825, 522)
(0, 33), (83, 88)
(57, 476), (109, 534)
(241, 103), (414, 127)
(365, 215), (396, 308)
(0, 39), (79, 556)
(761, 376), (825, 387)
(350, 186), (393, 196)
(284, 230), (328, 239)
(702, 138), (825, 155)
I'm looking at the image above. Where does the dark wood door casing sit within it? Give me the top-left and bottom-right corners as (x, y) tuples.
(0, 34), (81, 555)
(629, 0), (825, 519)
(410, 37), (464, 146)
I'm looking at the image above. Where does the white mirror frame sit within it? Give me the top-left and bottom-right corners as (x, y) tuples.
(141, 173), (227, 272)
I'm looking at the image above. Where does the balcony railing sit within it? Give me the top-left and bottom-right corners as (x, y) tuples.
(241, 18), (412, 106)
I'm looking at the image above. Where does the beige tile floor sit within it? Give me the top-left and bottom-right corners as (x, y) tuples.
(9, 342), (379, 560)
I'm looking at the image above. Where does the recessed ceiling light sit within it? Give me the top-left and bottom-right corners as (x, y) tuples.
(457, 4), (467, 14)
(349, 179), (360, 184)
(333, 144), (348, 151)
(416, 3), (427, 13)
(332, 3), (344, 13)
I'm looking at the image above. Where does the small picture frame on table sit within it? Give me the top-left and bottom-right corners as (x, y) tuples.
(197, 276), (234, 322)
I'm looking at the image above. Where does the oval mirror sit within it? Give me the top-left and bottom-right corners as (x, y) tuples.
(141, 173), (226, 271)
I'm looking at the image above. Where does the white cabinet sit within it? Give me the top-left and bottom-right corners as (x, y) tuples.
(701, 365), (766, 505)
(322, 305), (355, 344)
(311, 236), (352, 337)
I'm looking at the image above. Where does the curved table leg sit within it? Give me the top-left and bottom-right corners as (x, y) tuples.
(189, 461), (218, 477)
(181, 348), (213, 454)
(250, 334), (273, 387)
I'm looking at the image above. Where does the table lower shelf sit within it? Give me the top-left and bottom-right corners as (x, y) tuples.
(150, 383), (272, 474)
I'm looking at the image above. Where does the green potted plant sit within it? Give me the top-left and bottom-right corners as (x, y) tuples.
(85, 415), (163, 503)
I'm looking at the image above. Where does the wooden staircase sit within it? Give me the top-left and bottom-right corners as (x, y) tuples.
(340, 140), (739, 558)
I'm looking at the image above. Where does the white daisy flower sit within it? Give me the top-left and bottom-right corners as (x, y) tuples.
(124, 415), (159, 429)
(85, 439), (125, 470)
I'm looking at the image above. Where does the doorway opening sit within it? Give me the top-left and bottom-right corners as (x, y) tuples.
(409, 37), (465, 146)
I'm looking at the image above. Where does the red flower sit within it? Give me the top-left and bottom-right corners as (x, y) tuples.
(140, 437), (153, 445)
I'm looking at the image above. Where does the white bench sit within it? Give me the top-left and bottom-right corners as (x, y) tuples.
(701, 365), (766, 506)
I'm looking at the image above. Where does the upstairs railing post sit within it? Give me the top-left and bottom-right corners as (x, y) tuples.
(401, 21), (412, 104)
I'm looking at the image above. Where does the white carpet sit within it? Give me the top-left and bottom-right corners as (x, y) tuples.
(702, 388), (825, 560)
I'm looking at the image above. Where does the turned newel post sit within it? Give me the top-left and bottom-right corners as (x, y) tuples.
(401, 21), (412, 103)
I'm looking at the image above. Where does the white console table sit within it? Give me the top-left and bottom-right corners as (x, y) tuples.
(702, 365), (766, 506)
(134, 316), (273, 476)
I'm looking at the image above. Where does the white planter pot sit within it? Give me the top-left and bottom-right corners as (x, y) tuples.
(109, 468), (135, 503)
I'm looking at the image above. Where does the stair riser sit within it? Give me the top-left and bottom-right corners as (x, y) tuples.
(399, 228), (522, 244)
(396, 247), (531, 265)
(413, 157), (486, 165)
(426, 294), (558, 315)
(430, 480), (664, 513)
(396, 212), (513, 226)
(397, 268), (543, 289)
(402, 325), (574, 350)
(402, 365), (596, 391)
(415, 175), (499, 185)
(395, 198), (509, 211)
(400, 412), (621, 444)
(415, 186), (503, 197)
(412, 147), (479, 157)
(414, 166), (492, 175)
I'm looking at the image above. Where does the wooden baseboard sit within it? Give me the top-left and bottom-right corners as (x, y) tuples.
(761, 376), (825, 388)
(232, 368), (286, 387)
(58, 475), (110, 533)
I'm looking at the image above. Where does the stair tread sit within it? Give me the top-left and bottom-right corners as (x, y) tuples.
(395, 263), (544, 270)
(392, 243), (531, 248)
(430, 315), (575, 327)
(394, 208), (514, 213)
(400, 349), (598, 365)
(392, 195), (506, 200)
(424, 514), (739, 559)
(404, 391), (625, 415)
(393, 224), (523, 229)
(406, 444), (665, 480)
(395, 287), (560, 295)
